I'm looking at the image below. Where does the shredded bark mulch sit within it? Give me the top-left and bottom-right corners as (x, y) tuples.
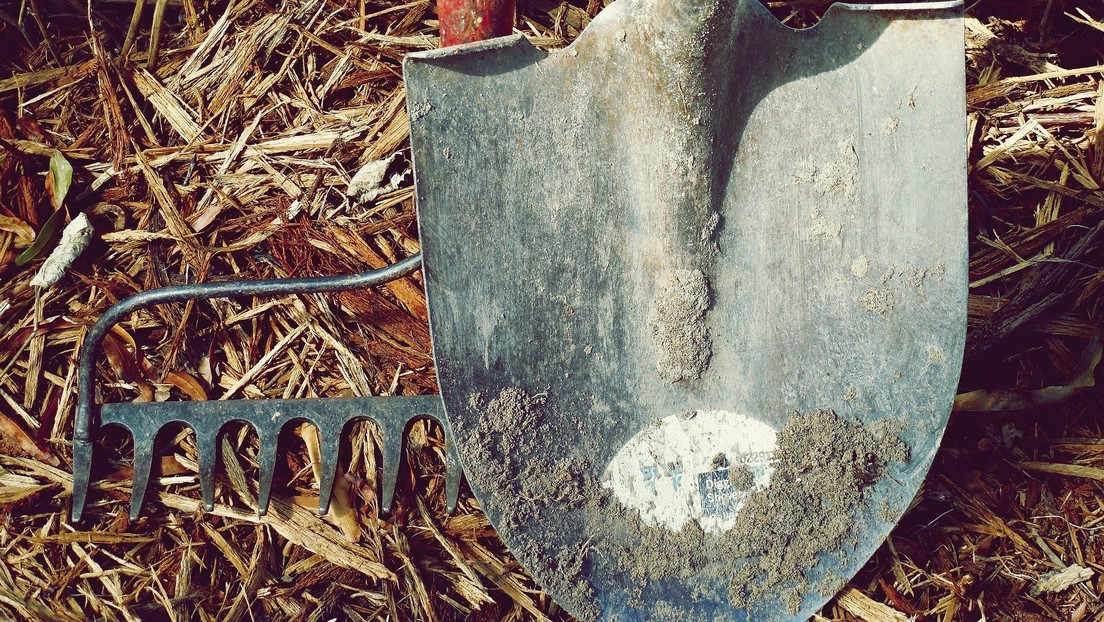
(1, 0), (1103, 619)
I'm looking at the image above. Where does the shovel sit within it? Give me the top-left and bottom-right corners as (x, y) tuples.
(404, 0), (966, 619)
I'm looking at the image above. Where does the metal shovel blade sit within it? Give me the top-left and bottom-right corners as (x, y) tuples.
(406, 0), (966, 619)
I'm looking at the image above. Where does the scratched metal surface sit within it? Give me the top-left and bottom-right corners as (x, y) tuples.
(407, 0), (966, 618)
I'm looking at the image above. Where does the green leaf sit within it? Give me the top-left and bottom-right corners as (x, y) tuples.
(14, 206), (66, 266)
(18, 151), (76, 266)
(46, 150), (73, 211)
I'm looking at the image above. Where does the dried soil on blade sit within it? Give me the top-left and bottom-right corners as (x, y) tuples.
(723, 410), (908, 614)
(583, 409), (908, 619)
(463, 387), (603, 621)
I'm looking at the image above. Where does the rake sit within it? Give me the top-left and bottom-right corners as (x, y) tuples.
(70, 255), (464, 522)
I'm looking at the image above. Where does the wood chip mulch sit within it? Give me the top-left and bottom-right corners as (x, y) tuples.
(1, 0), (1103, 620)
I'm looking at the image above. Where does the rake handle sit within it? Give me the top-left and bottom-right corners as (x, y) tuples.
(438, 0), (514, 46)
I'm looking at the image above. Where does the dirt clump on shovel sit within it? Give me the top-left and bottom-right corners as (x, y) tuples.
(647, 268), (713, 382)
(728, 462), (755, 490)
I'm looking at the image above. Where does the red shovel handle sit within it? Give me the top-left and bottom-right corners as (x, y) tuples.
(438, 0), (514, 46)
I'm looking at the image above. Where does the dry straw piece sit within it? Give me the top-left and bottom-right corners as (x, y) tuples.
(1, 0), (1103, 620)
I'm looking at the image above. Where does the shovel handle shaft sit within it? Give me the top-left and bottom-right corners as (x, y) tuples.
(438, 0), (514, 46)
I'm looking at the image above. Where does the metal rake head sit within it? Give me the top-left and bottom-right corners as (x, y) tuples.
(70, 256), (461, 522)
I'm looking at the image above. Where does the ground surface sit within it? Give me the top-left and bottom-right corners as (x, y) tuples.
(1, 0), (1103, 620)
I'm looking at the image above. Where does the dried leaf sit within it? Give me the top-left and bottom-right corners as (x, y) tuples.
(0, 214), (35, 247)
(102, 333), (155, 403)
(15, 115), (49, 142)
(0, 411), (57, 465)
(954, 332), (1101, 411)
(109, 324), (140, 352)
(165, 371), (208, 401)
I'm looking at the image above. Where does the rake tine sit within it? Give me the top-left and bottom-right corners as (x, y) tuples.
(129, 430), (156, 521)
(379, 417), (405, 516)
(316, 422), (343, 515)
(70, 439), (93, 523)
(444, 434), (462, 514)
(256, 428), (280, 516)
(194, 426), (220, 512)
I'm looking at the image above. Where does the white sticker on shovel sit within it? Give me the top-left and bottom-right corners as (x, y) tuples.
(603, 410), (777, 534)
